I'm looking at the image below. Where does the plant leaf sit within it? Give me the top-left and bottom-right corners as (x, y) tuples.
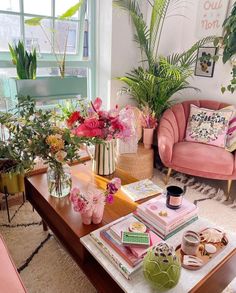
(25, 17), (43, 26)
(59, 0), (84, 19)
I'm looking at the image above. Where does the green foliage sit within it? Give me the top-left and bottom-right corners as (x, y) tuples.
(218, 2), (236, 94)
(24, 0), (84, 78)
(9, 41), (37, 79)
(114, 0), (215, 119)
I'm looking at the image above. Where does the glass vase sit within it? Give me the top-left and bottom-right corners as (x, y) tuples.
(47, 163), (72, 198)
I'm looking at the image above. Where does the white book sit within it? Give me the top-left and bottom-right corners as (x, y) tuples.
(121, 179), (163, 202)
(89, 217), (142, 280)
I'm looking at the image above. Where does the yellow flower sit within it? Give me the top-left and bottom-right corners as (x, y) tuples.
(46, 134), (64, 152)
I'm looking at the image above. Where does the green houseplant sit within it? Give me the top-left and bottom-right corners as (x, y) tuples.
(114, 0), (215, 120)
(215, 1), (236, 94)
(5, 1), (87, 104)
(9, 40), (37, 80)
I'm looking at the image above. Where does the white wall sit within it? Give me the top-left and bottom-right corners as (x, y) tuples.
(158, 0), (235, 104)
(103, 0), (236, 108)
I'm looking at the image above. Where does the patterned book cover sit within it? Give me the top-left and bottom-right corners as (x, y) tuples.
(121, 179), (163, 201)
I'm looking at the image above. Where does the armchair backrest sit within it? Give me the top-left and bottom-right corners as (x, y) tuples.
(159, 100), (229, 143)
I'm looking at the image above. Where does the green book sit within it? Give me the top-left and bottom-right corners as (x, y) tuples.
(121, 231), (150, 246)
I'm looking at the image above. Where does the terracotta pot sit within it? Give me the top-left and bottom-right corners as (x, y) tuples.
(92, 203), (105, 224)
(81, 208), (93, 225)
(0, 172), (25, 194)
(143, 128), (155, 149)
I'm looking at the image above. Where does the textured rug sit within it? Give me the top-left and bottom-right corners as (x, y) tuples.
(0, 169), (236, 293)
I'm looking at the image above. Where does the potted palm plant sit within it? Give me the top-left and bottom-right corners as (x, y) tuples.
(7, 0), (87, 102)
(114, 0), (215, 120)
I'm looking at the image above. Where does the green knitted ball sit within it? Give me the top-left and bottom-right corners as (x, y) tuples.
(143, 242), (181, 291)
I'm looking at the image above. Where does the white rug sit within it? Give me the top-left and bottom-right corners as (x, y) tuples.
(0, 169), (235, 293)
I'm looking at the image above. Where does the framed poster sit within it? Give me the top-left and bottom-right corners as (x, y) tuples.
(195, 47), (217, 78)
(195, 0), (230, 38)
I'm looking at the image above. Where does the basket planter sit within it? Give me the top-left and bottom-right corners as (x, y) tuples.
(6, 76), (87, 101)
(0, 172), (24, 194)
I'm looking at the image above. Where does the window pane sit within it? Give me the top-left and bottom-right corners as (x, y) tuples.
(55, 0), (80, 19)
(0, 14), (21, 51)
(25, 18), (52, 53)
(0, 0), (19, 12)
(24, 0), (51, 16)
(54, 20), (78, 54)
(37, 67), (87, 77)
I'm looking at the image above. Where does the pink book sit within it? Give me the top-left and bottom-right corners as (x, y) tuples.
(137, 195), (197, 226)
(109, 215), (162, 259)
(129, 231), (161, 258)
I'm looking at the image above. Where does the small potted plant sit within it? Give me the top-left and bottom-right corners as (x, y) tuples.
(70, 177), (121, 225)
(6, 1), (87, 101)
(141, 105), (158, 149)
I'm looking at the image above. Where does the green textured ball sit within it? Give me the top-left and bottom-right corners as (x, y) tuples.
(143, 242), (181, 291)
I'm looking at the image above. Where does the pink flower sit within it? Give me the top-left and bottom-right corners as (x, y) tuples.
(111, 177), (121, 189)
(91, 97), (102, 112)
(106, 177), (121, 194)
(106, 194), (114, 204)
(84, 117), (100, 129)
(69, 187), (80, 203)
(73, 198), (87, 213)
(73, 124), (103, 138)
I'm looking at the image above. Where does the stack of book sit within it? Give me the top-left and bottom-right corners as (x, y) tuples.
(135, 195), (198, 240)
(90, 214), (162, 279)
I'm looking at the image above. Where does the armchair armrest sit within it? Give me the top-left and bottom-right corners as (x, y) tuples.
(158, 126), (175, 165)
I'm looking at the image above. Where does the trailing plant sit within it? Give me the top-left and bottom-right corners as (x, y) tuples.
(25, 0), (85, 78)
(215, 2), (236, 94)
(114, 0), (215, 119)
(9, 40), (37, 79)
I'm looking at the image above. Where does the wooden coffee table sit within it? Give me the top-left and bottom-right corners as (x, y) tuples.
(25, 162), (236, 293)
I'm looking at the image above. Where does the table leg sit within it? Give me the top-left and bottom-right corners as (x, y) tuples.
(42, 220), (48, 231)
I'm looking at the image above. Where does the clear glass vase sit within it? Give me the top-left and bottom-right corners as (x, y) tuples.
(47, 163), (72, 198)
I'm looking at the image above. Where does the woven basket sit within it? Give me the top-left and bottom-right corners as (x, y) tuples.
(116, 144), (154, 180)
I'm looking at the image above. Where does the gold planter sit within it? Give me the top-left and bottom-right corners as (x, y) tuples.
(0, 172), (25, 194)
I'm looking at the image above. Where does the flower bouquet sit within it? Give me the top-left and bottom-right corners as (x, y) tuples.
(66, 97), (133, 175)
(141, 105), (158, 149)
(70, 177), (121, 224)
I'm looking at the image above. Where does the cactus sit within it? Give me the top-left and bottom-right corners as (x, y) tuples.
(143, 242), (181, 291)
(9, 41), (37, 79)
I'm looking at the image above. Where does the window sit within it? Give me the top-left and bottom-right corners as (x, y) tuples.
(0, 0), (96, 99)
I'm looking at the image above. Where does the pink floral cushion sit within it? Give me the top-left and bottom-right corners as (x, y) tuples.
(185, 104), (233, 148)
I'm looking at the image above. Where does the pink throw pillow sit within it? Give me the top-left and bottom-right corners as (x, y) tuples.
(185, 104), (233, 148)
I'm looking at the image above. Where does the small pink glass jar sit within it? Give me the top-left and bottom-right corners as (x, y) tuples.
(181, 230), (200, 255)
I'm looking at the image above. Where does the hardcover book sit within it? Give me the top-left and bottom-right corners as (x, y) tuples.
(137, 195), (197, 226)
(121, 179), (163, 201)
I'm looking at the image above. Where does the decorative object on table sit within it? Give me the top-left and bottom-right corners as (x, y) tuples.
(121, 231), (150, 247)
(181, 230), (200, 256)
(0, 96), (88, 198)
(166, 185), (185, 210)
(136, 195), (198, 240)
(215, 2), (236, 94)
(115, 0), (214, 121)
(143, 242), (181, 291)
(175, 227), (228, 271)
(70, 177), (121, 225)
(25, 0), (84, 78)
(185, 104), (233, 148)
(117, 107), (141, 155)
(66, 97), (132, 175)
(9, 40), (37, 80)
(116, 144), (154, 180)
(121, 179), (163, 202)
(194, 47), (217, 77)
(141, 105), (157, 149)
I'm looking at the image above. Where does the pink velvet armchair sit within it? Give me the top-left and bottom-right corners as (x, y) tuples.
(158, 100), (234, 199)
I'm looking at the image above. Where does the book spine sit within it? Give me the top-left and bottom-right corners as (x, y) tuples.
(90, 232), (131, 280)
(100, 232), (140, 267)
